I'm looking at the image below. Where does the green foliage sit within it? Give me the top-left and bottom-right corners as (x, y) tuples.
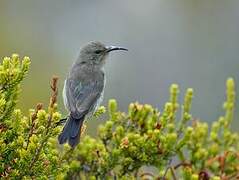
(0, 54), (65, 179)
(64, 78), (239, 179)
(0, 54), (238, 179)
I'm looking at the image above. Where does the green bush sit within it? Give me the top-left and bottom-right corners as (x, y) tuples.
(0, 54), (238, 179)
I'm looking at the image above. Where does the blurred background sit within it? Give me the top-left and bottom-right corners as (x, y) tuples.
(0, 0), (238, 134)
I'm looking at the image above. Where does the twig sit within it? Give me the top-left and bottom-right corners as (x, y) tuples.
(227, 172), (239, 179)
(140, 172), (155, 179)
(49, 76), (58, 108)
(174, 162), (192, 169)
(169, 167), (177, 180)
(28, 77), (58, 174)
(26, 103), (43, 149)
(162, 159), (172, 179)
(0, 123), (7, 133)
(55, 117), (67, 127)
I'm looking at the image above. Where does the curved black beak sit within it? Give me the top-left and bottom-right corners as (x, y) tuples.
(106, 46), (128, 53)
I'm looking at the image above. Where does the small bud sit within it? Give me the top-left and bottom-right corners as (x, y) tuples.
(3, 57), (11, 69)
(11, 53), (19, 60)
(170, 84), (179, 94)
(52, 112), (61, 122)
(167, 133), (177, 145)
(108, 99), (117, 113)
(211, 176), (220, 180)
(209, 143), (219, 155)
(98, 106), (106, 114)
(120, 137), (129, 149)
(210, 132), (217, 141)
(166, 123), (175, 132)
(115, 126), (124, 136)
(105, 121), (113, 129)
(191, 174), (198, 180)
(23, 56), (30, 63)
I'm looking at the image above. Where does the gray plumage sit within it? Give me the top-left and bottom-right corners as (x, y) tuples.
(58, 41), (127, 147)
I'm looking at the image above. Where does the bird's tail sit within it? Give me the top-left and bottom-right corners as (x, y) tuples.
(58, 114), (85, 148)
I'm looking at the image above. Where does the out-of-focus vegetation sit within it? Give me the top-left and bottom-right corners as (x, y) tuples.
(0, 55), (238, 179)
(1, 0), (239, 127)
(0, 54), (66, 179)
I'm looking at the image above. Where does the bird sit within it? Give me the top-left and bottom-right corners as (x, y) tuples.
(58, 41), (128, 148)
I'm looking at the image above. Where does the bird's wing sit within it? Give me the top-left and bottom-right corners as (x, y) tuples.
(64, 76), (104, 118)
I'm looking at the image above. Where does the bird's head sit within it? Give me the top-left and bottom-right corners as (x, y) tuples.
(79, 41), (128, 68)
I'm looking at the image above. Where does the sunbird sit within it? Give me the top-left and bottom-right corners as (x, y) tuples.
(58, 41), (128, 147)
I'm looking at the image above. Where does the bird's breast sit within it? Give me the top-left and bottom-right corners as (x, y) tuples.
(91, 76), (106, 113)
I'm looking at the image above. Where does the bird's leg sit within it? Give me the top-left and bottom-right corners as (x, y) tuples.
(55, 117), (68, 126)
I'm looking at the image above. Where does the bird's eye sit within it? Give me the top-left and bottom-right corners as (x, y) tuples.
(94, 50), (102, 54)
